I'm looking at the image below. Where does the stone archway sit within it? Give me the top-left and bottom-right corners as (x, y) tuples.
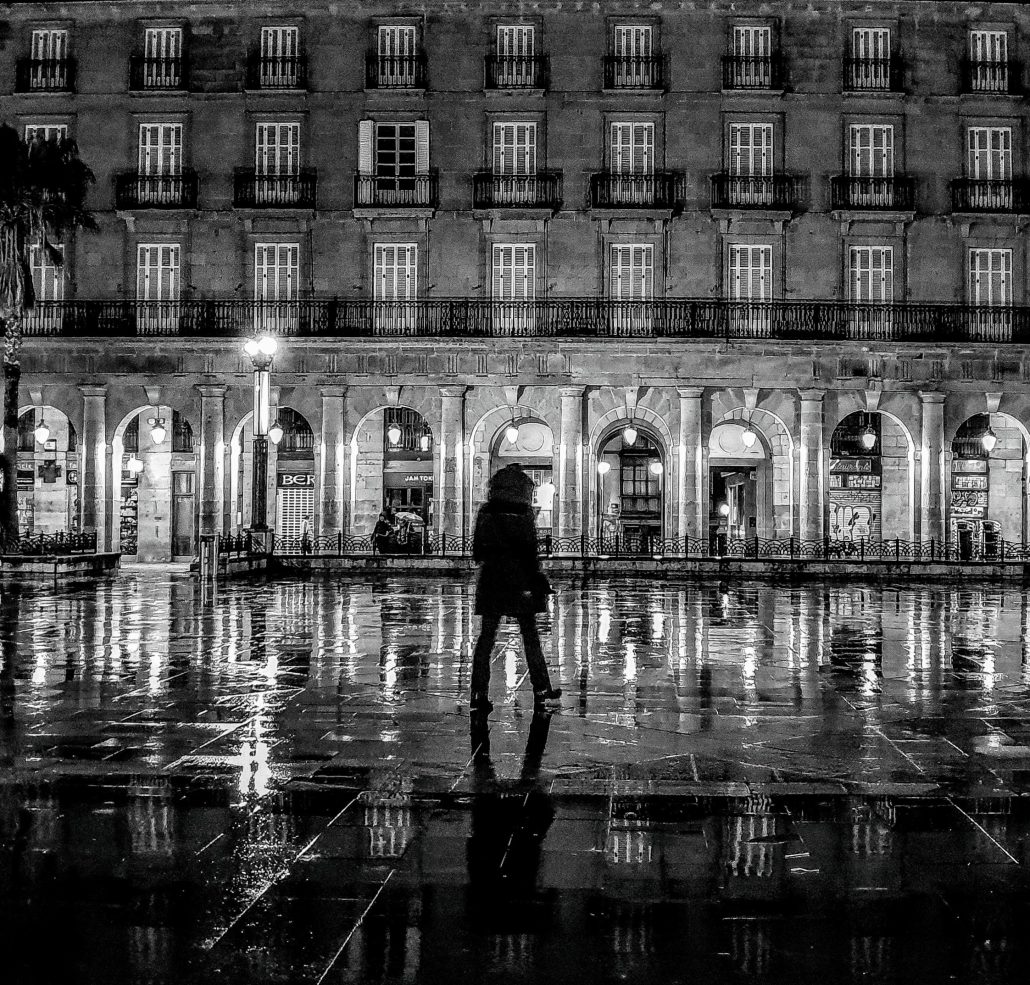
(15, 404), (77, 536)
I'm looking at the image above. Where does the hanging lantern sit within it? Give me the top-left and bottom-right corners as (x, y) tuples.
(741, 426), (757, 449)
(860, 425), (877, 451)
(268, 421), (284, 445)
(505, 422), (520, 445)
(719, 502), (730, 517)
(387, 423), (402, 446)
(148, 417), (166, 444)
(982, 426), (998, 454)
(419, 433), (431, 452)
(623, 424), (638, 446)
(33, 417), (50, 445)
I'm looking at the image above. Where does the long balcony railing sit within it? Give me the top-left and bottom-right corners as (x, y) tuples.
(15, 57), (75, 92)
(830, 175), (916, 211)
(590, 171), (683, 209)
(843, 56), (904, 92)
(128, 56), (188, 90)
(960, 58), (1018, 94)
(20, 298), (1030, 344)
(603, 54), (665, 89)
(951, 178), (1030, 213)
(710, 173), (805, 210)
(354, 172), (438, 209)
(485, 54), (549, 89)
(722, 54), (783, 90)
(246, 54), (308, 89)
(473, 171), (563, 210)
(234, 169), (318, 208)
(114, 171), (199, 209)
(365, 51), (427, 89)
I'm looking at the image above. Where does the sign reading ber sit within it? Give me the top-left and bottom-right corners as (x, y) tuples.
(278, 473), (315, 488)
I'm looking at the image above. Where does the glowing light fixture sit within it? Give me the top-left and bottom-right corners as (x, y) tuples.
(741, 426), (757, 449)
(33, 416), (50, 445)
(387, 423), (402, 446)
(268, 421), (284, 445)
(148, 417), (166, 444)
(596, 460), (611, 476)
(718, 501), (730, 517)
(982, 426), (998, 454)
(649, 460), (664, 476)
(419, 433), (431, 452)
(860, 425), (877, 451)
(126, 454), (144, 475)
(244, 335), (278, 360)
(623, 424), (638, 446)
(505, 422), (520, 446)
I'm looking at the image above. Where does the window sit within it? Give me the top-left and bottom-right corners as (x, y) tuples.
(27, 28), (70, 90)
(730, 25), (773, 88)
(373, 244), (418, 331)
(357, 120), (430, 206)
(969, 248), (1013, 339)
(378, 25), (418, 86)
(260, 26), (299, 86)
(610, 244), (653, 334)
(142, 27), (182, 87)
(493, 122), (537, 175)
(495, 25), (537, 87)
(609, 24), (657, 87)
(138, 123), (182, 175)
(849, 246), (894, 336)
(610, 122), (654, 175)
(969, 30), (1008, 92)
(31, 28), (68, 62)
(30, 244), (64, 302)
(849, 27), (891, 89)
(966, 126), (1012, 209)
(492, 244), (536, 332)
(254, 122), (300, 204)
(727, 123), (773, 205)
(254, 243), (298, 333)
(728, 244), (772, 335)
(848, 123), (896, 207)
(136, 244), (180, 332)
(25, 123), (68, 143)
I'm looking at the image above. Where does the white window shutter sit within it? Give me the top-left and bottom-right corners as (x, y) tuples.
(415, 120), (430, 173)
(358, 120), (374, 174)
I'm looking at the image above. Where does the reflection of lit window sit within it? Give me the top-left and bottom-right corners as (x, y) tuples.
(365, 802), (413, 858)
(128, 782), (174, 855)
(607, 826), (653, 864)
(723, 814), (774, 877)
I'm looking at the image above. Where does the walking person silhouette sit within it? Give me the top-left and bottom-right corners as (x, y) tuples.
(469, 463), (562, 713)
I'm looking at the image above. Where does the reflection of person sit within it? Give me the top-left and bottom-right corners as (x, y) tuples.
(372, 512), (394, 555)
(470, 464), (561, 712)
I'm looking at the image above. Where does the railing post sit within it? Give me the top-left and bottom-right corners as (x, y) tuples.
(338, 531), (343, 557)
(895, 537), (900, 560)
(753, 535), (759, 559)
(580, 533), (586, 557)
(823, 535), (829, 560)
(930, 538), (935, 562)
(789, 536), (795, 560)
(1001, 539), (1006, 563)
(860, 536), (865, 562)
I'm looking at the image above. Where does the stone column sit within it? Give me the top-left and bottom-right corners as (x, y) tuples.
(320, 386), (347, 539)
(438, 386), (466, 542)
(919, 390), (946, 544)
(558, 386), (585, 543)
(197, 386), (226, 538)
(677, 387), (704, 540)
(798, 389), (825, 543)
(79, 386), (107, 549)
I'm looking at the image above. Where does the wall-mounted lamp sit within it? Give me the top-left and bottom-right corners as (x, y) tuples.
(623, 424), (638, 446)
(982, 426), (998, 454)
(148, 417), (166, 444)
(596, 460), (612, 476)
(387, 422), (402, 446)
(126, 454), (144, 475)
(268, 420), (284, 445)
(33, 415), (50, 445)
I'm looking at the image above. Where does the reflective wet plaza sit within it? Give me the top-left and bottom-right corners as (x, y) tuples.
(3, 572), (1030, 983)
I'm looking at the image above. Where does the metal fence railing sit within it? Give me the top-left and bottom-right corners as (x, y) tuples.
(2, 531), (98, 556)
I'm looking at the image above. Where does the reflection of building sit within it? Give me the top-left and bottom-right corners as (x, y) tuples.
(9, 0), (1030, 556)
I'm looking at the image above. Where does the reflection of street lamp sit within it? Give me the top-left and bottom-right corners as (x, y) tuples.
(982, 425), (998, 454)
(243, 335), (278, 537)
(719, 501), (730, 517)
(33, 415), (50, 445)
(596, 460), (611, 540)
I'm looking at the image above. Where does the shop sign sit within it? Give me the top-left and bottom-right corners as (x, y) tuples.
(847, 474), (881, 489)
(277, 472), (315, 488)
(830, 458), (873, 474)
(952, 459), (988, 474)
(952, 504), (986, 518)
(952, 490), (987, 508)
(952, 474), (988, 491)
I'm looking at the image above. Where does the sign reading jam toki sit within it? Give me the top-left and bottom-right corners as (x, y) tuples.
(277, 473), (315, 488)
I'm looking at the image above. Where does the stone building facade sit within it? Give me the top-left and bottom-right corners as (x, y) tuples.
(3, 0), (1030, 559)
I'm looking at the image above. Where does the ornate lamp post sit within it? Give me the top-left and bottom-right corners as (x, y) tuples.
(243, 335), (278, 551)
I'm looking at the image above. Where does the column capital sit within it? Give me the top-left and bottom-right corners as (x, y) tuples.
(320, 385), (347, 399)
(677, 386), (704, 400)
(80, 385), (107, 398)
(440, 385), (466, 399)
(798, 388), (825, 403)
(559, 385), (585, 399)
(197, 384), (228, 399)
(918, 390), (946, 405)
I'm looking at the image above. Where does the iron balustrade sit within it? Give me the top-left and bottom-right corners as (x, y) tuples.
(128, 56), (188, 90)
(19, 297), (1030, 344)
(830, 175), (916, 211)
(354, 172), (438, 208)
(365, 51), (427, 88)
(961, 58), (1017, 94)
(246, 54), (308, 89)
(603, 54), (666, 89)
(710, 173), (805, 210)
(722, 54), (783, 90)
(590, 171), (683, 209)
(843, 56), (904, 92)
(234, 169), (317, 208)
(472, 171), (563, 210)
(1, 531), (98, 556)
(951, 178), (1030, 213)
(114, 171), (199, 209)
(484, 54), (549, 89)
(15, 57), (75, 92)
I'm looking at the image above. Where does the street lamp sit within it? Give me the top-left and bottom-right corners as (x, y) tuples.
(623, 423), (638, 446)
(148, 417), (166, 444)
(387, 422), (402, 446)
(741, 425), (757, 449)
(982, 425), (998, 454)
(33, 414), (50, 445)
(268, 419), (284, 445)
(243, 335), (278, 543)
(505, 416), (520, 445)
(126, 454), (144, 476)
(596, 459), (611, 541)
(860, 424), (877, 451)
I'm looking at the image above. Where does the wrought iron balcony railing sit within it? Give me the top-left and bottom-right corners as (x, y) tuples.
(722, 54), (783, 90)
(830, 175), (915, 211)
(128, 56), (188, 90)
(843, 56), (904, 92)
(21, 298), (1030, 345)
(484, 54), (549, 89)
(960, 58), (1018, 94)
(114, 171), (199, 209)
(15, 57), (76, 92)
(603, 54), (666, 89)
(365, 51), (427, 89)
(590, 171), (683, 209)
(951, 178), (1030, 213)
(354, 172), (438, 209)
(473, 171), (563, 210)
(234, 169), (317, 208)
(246, 54), (308, 89)
(710, 173), (805, 210)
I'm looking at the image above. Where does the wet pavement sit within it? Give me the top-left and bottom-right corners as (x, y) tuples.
(2, 573), (1030, 983)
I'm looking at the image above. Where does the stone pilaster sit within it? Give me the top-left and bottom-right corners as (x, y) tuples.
(197, 385), (226, 538)
(79, 386), (107, 549)
(558, 385), (585, 542)
(319, 386), (347, 538)
(677, 387), (704, 540)
(919, 390), (946, 544)
(438, 386), (466, 541)
(798, 389), (825, 542)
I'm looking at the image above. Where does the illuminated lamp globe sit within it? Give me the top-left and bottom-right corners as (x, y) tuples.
(268, 422), (284, 445)
(243, 338), (259, 358)
(33, 418), (50, 444)
(257, 335), (278, 357)
(740, 426), (758, 449)
(127, 455), (144, 475)
(718, 502), (730, 517)
(387, 423), (403, 446)
(982, 427), (998, 454)
(149, 419), (166, 444)
(505, 423), (520, 445)
(596, 460), (612, 476)
(649, 460), (664, 476)
(419, 433), (431, 452)
(623, 425), (638, 446)
(860, 426), (877, 451)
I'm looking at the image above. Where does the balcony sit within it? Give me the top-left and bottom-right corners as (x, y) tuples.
(485, 54), (549, 89)
(128, 56), (188, 91)
(20, 297), (1030, 345)
(15, 58), (75, 92)
(722, 54), (783, 90)
(602, 54), (665, 90)
(365, 51), (427, 89)
(473, 171), (562, 211)
(246, 54), (308, 90)
(710, 174), (805, 211)
(114, 171), (199, 209)
(951, 178), (1030, 214)
(830, 175), (915, 211)
(843, 56), (904, 93)
(590, 172), (683, 210)
(960, 58), (1019, 95)
(234, 169), (317, 209)
(354, 172), (438, 209)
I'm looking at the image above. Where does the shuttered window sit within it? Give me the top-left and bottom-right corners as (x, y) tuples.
(378, 25), (417, 85)
(610, 123), (654, 174)
(136, 245), (180, 301)
(849, 124), (894, 177)
(852, 27), (890, 61)
(728, 245), (772, 301)
(728, 123), (773, 176)
(849, 247), (894, 303)
(31, 29), (67, 61)
(374, 244), (418, 301)
(609, 245), (653, 301)
(492, 123), (537, 175)
(359, 121), (429, 176)
(732, 26), (771, 58)
(261, 26), (298, 60)
(967, 127), (1011, 180)
(969, 249), (1012, 307)
(970, 29), (1006, 65)
(30, 244), (64, 302)
(138, 123), (182, 175)
(256, 123), (300, 175)
(497, 24), (535, 57)
(254, 244), (299, 301)
(492, 245), (536, 301)
(614, 25), (652, 58)
(144, 27), (181, 60)
(24, 123), (68, 142)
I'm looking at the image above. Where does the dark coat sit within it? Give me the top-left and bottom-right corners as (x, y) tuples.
(473, 499), (545, 616)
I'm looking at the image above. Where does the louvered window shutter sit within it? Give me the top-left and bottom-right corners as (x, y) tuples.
(415, 120), (430, 173)
(358, 120), (374, 174)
